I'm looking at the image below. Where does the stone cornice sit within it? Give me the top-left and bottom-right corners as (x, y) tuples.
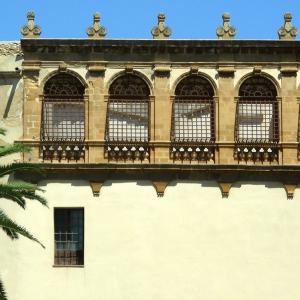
(21, 39), (300, 63)
(14, 163), (300, 184)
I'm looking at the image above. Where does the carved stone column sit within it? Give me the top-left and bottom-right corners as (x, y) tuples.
(22, 63), (41, 162)
(280, 66), (298, 164)
(153, 65), (171, 163)
(217, 66), (235, 164)
(86, 64), (106, 163)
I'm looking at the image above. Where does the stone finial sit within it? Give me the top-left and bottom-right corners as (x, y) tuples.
(216, 13), (236, 40)
(87, 13), (107, 39)
(278, 13), (298, 40)
(21, 11), (41, 38)
(151, 13), (172, 39)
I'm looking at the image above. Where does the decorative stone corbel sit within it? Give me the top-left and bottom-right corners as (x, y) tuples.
(280, 66), (298, 77)
(90, 181), (104, 197)
(153, 65), (171, 77)
(216, 13), (236, 40)
(190, 66), (199, 75)
(151, 13), (172, 39)
(217, 65), (235, 78)
(278, 13), (298, 40)
(253, 66), (262, 75)
(152, 181), (169, 197)
(58, 63), (68, 72)
(87, 13), (107, 39)
(87, 64), (106, 75)
(283, 184), (297, 200)
(218, 182), (233, 198)
(21, 11), (41, 38)
(125, 65), (134, 74)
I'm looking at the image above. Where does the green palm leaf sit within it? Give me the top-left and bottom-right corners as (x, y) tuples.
(0, 278), (8, 300)
(0, 163), (43, 178)
(0, 144), (31, 157)
(0, 209), (45, 248)
(0, 128), (6, 136)
(0, 183), (47, 208)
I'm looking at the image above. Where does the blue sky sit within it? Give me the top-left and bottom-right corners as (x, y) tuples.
(1, 0), (300, 40)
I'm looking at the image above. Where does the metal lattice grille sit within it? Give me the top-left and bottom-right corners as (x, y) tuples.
(106, 75), (150, 143)
(42, 74), (85, 142)
(172, 76), (215, 143)
(172, 99), (214, 142)
(107, 99), (149, 142)
(42, 101), (84, 142)
(235, 76), (278, 143)
(54, 208), (84, 266)
(236, 99), (278, 143)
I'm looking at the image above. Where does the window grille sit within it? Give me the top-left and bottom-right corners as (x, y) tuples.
(41, 74), (85, 161)
(42, 73), (85, 142)
(235, 76), (279, 143)
(54, 208), (84, 266)
(171, 76), (215, 143)
(106, 74), (150, 143)
(105, 74), (150, 161)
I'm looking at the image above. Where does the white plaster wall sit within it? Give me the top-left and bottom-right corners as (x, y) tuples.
(1, 181), (300, 300)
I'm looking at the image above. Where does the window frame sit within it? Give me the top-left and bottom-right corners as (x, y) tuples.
(171, 75), (216, 144)
(235, 76), (279, 144)
(53, 207), (84, 267)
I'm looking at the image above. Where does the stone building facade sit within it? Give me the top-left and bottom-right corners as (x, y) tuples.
(1, 12), (300, 300)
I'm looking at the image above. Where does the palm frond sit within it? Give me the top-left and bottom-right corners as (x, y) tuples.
(0, 128), (6, 136)
(0, 163), (44, 178)
(0, 144), (31, 157)
(0, 209), (45, 248)
(0, 183), (47, 208)
(0, 277), (8, 300)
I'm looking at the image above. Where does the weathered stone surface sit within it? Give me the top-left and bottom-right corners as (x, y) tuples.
(0, 42), (22, 56)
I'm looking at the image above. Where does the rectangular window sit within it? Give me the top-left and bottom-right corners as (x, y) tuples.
(54, 208), (84, 266)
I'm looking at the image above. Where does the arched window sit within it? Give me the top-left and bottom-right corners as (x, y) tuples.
(235, 76), (279, 143)
(106, 74), (150, 143)
(172, 75), (215, 143)
(41, 73), (85, 160)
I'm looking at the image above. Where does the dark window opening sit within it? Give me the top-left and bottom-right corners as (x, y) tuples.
(54, 208), (84, 266)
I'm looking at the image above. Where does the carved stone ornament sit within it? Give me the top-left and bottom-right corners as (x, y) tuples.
(21, 11), (41, 38)
(283, 184), (297, 200)
(218, 182), (233, 198)
(87, 13), (107, 39)
(278, 13), (298, 40)
(152, 181), (169, 197)
(90, 181), (104, 197)
(216, 13), (236, 40)
(151, 13), (172, 39)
